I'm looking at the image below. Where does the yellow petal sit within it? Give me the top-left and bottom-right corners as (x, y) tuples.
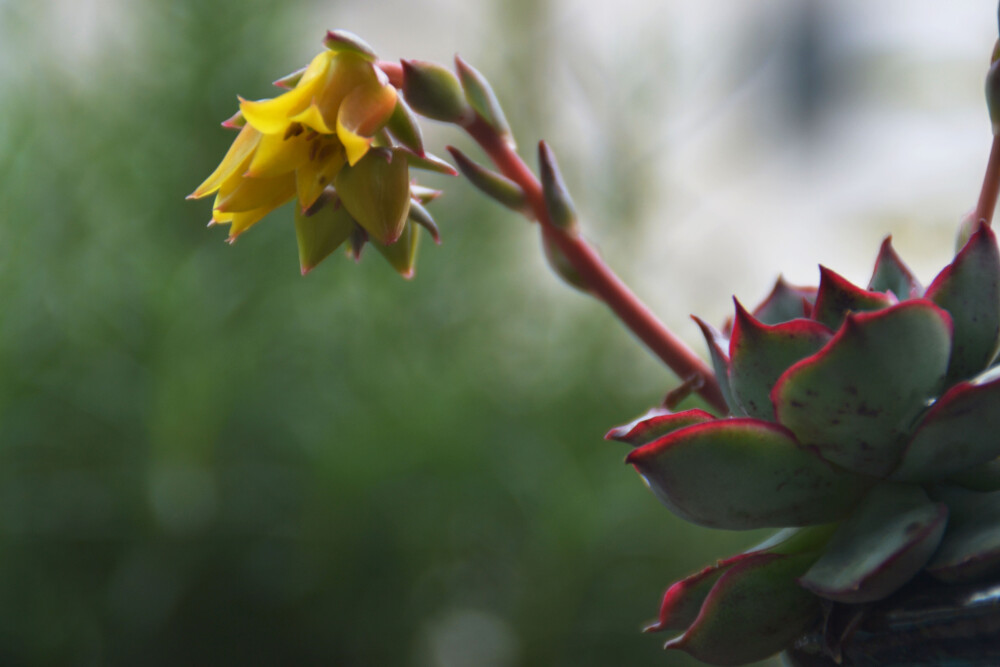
(188, 124), (261, 199)
(289, 103), (335, 135)
(240, 51), (334, 134)
(336, 82), (396, 165)
(296, 143), (346, 211)
(245, 128), (311, 178)
(227, 207), (274, 240)
(216, 172), (296, 213)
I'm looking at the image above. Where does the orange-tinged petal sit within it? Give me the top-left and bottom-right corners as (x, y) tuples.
(296, 144), (346, 211)
(216, 172), (297, 213)
(188, 124), (261, 199)
(240, 51), (334, 134)
(299, 53), (377, 134)
(336, 82), (396, 165)
(245, 129), (311, 178)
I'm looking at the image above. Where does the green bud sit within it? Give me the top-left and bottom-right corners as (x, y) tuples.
(407, 198), (441, 244)
(447, 146), (529, 214)
(538, 141), (578, 231)
(374, 219), (420, 279)
(542, 232), (587, 292)
(455, 55), (513, 146)
(335, 148), (411, 245)
(401, 60), (470, 123)
(323, 30), (377, 61)
(385, 96), (425, 156)
(294, 192), (355, 275)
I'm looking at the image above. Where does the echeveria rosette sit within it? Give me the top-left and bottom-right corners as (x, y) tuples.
(609, 226), (1000, 665)
(188, 30), (454, 277)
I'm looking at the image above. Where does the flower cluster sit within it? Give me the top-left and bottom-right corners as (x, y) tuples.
(188, 31), (452, 277)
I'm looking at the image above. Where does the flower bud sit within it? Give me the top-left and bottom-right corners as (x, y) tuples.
(455, 55), (513, 145)
(401, 60), (470, 123)
(538, 141), (578, 231)
(323, 30), (377, 61)
(334, 148), (411, 245)
(447, 146), (528, 214)
(987, 40), (1000, 135)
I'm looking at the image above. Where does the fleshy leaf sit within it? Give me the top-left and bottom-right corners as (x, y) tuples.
(728, 301), (832, 420)
(665, 552), (820, 666)
(294, 194), (355, 274)
(773, 301), (952, 477)
(334, 148), (411, 245)
(751, 276), (817, 326)
(645, 557), (737, 635)
(644, 527), (831, 636)
(626, 419), (869, 529)
(799, 483), (947, 603)
(812, 266), (896, 330)
(893, 373), (1000, 481)
(925, 224), (1000, 382)
(868, 236), (923, 300)
(947, 458), (1000, 492)
(605, 408), (714, 447)
(691, 317), (736, 416)
(926, 486), (1000, 583)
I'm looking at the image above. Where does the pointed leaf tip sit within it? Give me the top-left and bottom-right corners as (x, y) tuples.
(926, 223), (1000, 382)
(728, 300), (832, 421)
(606, 408), (714, 447)
(869, 236), (923, 300)
(813, 266), (895, 330)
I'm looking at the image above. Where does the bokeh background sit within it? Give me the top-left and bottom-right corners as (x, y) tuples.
(1, 0), (996, 665)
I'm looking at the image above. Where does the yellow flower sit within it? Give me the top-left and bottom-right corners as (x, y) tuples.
(188, 41), (398, 242)
(188, 31), (452, 276)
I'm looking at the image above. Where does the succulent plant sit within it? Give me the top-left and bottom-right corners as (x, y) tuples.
(608, 227), (1000, 665)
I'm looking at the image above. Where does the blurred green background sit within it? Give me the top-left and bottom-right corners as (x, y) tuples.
(0, 0), (994, 665)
